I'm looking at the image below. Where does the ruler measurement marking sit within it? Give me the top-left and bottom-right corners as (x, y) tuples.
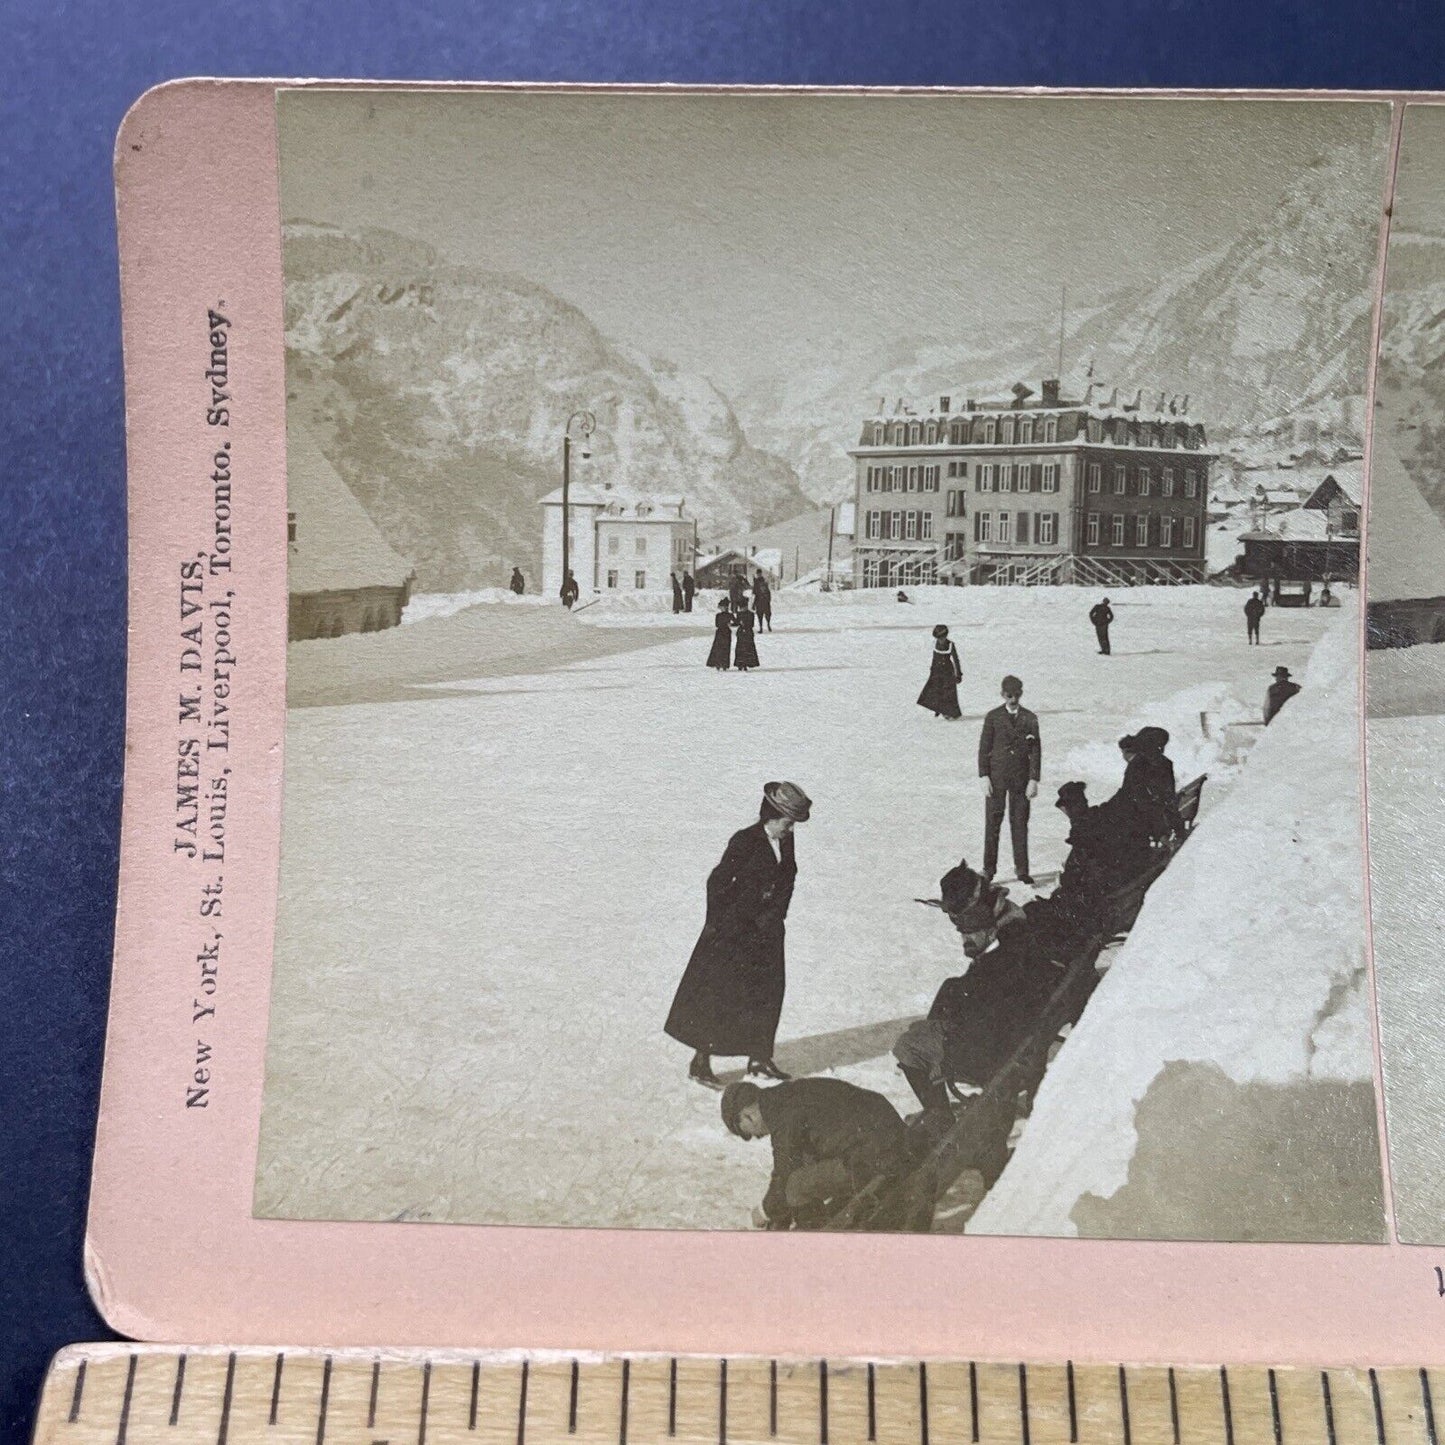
(115, 1354), (137, 1445)
(418, 1360), (432, 1445)
(1423, 1369), (1439, 1445)
(619, 1358), (630, 1445)
(919, 1362), (930, 1445)
(1268, 1369), (1282, 1445)
(469, 1363), (480, 1432)
(369, 1360), (381, 1430)
(1118, 1366), (1131, 1445)
(867, 1364), (877, 1443)
(517, 1361), (529, 1445)
(1220, 1367), (1235, 1445)
(67, 1361), (86, 1425)
(1321, 1372), (1338, 1445)
(1168, 1367), (1181, 1445)
(669, 1359), (678, 1438)
(169, 1355), (188, 1427)
(769, 1360), (778, 1439)
(270, 1353), (285, 1427)
(216, 1354), (237, 1445)
(970, 1362), (980, 1444)
(718, 1359), (727, 1445)
(1370, 1369), (1387, 1445)
(1020, 1363), (1032, 1445)
(1067, 1362), (1078, 1444)
(569, 1361), (579, 1435)
(819, 1361), (828, 1445)
(315, 1357), (332, 1445)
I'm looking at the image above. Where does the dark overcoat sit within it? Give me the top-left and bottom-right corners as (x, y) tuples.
(977, 704), (1041, 788)
(665, 823), (795, 1057)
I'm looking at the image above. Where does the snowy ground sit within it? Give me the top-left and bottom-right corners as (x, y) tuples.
(255, 585), (1339, 1231)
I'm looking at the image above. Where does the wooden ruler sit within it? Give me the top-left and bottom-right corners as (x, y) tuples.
(29, 1348), (1445, 1445)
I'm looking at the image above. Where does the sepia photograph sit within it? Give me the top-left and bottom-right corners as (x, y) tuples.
(254, 89), (1391, 1240)
(1363, 102), (1445, 1246)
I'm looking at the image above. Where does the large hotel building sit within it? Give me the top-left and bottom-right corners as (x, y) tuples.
(850, 378), (1213, 587)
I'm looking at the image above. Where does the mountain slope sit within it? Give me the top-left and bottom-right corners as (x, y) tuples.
(283, 223), (809, 590)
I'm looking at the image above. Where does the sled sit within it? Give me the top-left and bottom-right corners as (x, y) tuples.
(829, 776), (1208, 1234)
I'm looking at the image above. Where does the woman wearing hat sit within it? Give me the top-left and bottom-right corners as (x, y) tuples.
(665, 781), (812, 1087)
(916, 624), (963, 719)
(733, 597), (761, 672)
(706, 597), (734, 671)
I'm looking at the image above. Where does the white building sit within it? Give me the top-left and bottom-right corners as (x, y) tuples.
(539, 483), (697, 599)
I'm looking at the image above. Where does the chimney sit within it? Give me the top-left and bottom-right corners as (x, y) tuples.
(966, 398), (977, 411)
(1011, 381), (1035, 407)
(1041, 378), (1060, 405)
(939, 395), (951, 413)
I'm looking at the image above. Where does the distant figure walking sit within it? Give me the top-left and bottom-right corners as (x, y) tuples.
(753, 574), (773, 632)
(1245, 591), (1264, 644)
(1089, 597), (1114, 655)
(671, 572), (685, 614)
(509, 567), (525, 596)
(682, 570), (696, 612)
(560, 569), (580, 609)
(1264, 666), (1301, 725)
(733, 602), (761, 671)
(707, 598), (734, 671)
(917, 624), (962, 719)
(978, 675), (1041, 884)
(665, 781), (812, 1088)
(728, 573), (747, 612)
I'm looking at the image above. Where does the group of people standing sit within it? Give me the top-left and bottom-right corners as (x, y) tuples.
(705, 572), (772, 672)
(670, 571), (697, 613)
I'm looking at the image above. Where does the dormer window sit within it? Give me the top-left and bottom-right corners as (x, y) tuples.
(636, 503), (652, 517)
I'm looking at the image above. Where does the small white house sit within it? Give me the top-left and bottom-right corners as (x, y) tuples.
(539, 482), (697, 598)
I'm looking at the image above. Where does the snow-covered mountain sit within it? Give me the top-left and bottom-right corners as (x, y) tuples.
(283, 223), (809, 590)
(735, 142), (1387, 502)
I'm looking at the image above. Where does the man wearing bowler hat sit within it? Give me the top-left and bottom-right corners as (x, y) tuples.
(665, 781), (812, 1088)
(977, 675), (1041, 884)
(1264, 666), (1301, 725)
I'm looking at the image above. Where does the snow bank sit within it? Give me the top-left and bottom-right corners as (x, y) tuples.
(403, 589), (553, 624)
(967, 600), (1384, 1241)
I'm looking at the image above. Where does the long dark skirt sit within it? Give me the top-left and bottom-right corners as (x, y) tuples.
(665, 925), (786, 1057)
(734, 625), (760, 671)
(916, 648), (961, 717)
(706, 622), (733, 670)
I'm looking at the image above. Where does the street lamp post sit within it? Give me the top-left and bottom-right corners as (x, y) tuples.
(561, 409), (596, 604)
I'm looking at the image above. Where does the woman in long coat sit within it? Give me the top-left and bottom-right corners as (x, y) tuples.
(916, 623), (962, 718)
(665, 781), (812, 1087)
(733, 602), (760, 671)
(706, 598), (734, 670)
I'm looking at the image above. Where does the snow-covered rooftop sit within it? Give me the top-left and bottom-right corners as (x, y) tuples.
(862, 378), (1198, 426)
(537, 484), (688, 517)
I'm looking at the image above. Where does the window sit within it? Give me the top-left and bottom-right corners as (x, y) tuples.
(905, 511), (920, 541)
(925, 423), (937, 444)
(998, 511), (1012, 543)
(1113, 465), (1127, 495)
(1020, 417), (1034, 444)
(947, 461), (957, 478)
(1086, 513), (1100, 546)
(1000, 465), (1014, 493)
(950, 423), (966, 444)
(607, 569), (619, 588)
(1139, 468), (1151, 496)
(1042, 463), (1059, 493)
(956, 460), (967, 479)
(1161, 516), (1174, 547)
(891, 511), (904, 539)
(634, 571), (647, 589)
(1184, 470), (1199, 498)
(866, 510), (880, 540)
(1016, 512), (1031, 545)
(608, 535), (620, 555)
(921, 514), (934, 541)
(1115, 420), (1131, 446)
(976, 512), (992, 542)
(1038, 512), (1057, 545)
(1183, 517), (1197, 548)
(1043, 417), (1058, 442)
(1088, 464), (1102, 493)
(636, 536), (647, 554)
(1162, 468), (1175, 497)
(1136, 514), (1149, 546)
(928, 466), (940, 492)
(975, 464), (987, 493)
(984, 420), (997, 443)
(872, 424), (884, 445)
(1087, 420), (1103, 443)
(1001, 418), (1015, 444)
(1111, 515), (1125, 546)
(945, 531), (967, 561)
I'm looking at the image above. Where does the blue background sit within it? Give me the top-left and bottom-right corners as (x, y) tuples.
(3, 3), (1444, 1442)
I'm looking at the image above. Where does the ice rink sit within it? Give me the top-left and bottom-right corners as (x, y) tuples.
(254, 585), (1337, 1230)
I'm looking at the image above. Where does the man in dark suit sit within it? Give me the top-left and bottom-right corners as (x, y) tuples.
(1264, 666), (1301, 724)
(682, 570), (696, 612)
(1089, 596), (1114, 654)
(978, 674), (1041, 884)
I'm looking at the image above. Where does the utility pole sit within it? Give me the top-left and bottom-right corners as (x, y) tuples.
(825, 505), (836, 591)
(1057, 283), (1067, 379)
(561, 410), (596, 603)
